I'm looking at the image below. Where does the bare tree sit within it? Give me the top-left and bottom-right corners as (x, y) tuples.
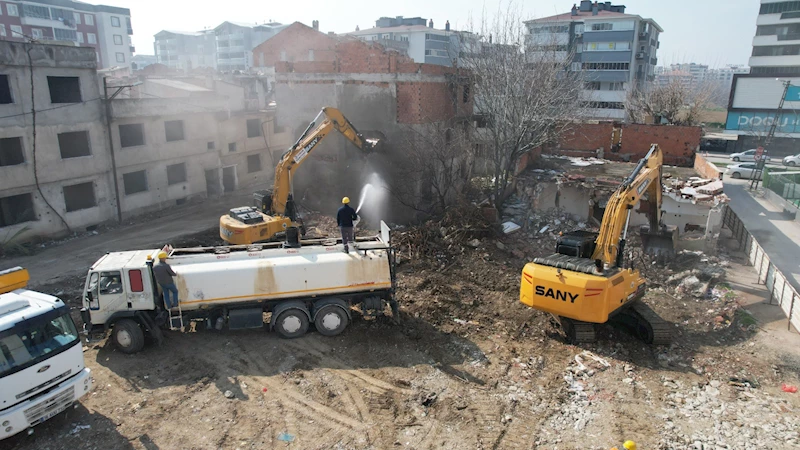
(627, 79), (716, 126)
(391, 120), (474, 217)
(458, 5), (585, 212)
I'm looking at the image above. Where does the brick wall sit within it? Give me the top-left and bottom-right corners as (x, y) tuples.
(252, 22), (339, 67)
(559, 123), (614, 151)
(396, 81), (472, 124)
(694, 153), (723, 180)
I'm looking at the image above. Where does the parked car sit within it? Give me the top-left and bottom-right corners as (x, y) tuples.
(729, 149), (771, 162)
(783, 154), (800, 167)
(726, 162), (762, 180)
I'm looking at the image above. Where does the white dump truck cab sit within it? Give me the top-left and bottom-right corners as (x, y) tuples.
(0, 267), (92, 440)
(82, 222), (398, 353)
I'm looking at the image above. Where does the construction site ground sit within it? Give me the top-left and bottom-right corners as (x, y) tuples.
(3, 204), (800, 450)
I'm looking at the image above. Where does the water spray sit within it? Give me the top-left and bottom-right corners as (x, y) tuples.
(356, 184), (373, 214)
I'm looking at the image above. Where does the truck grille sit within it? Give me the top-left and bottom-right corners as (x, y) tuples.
(23, 386), (74, 425)
(16, 370), (72, 399)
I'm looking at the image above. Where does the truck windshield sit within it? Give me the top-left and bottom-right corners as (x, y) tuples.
(0, 311), (80, 379)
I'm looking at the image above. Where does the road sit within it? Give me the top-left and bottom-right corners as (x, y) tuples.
(703, 152), (785, 168)
(724, 178), (800, 293)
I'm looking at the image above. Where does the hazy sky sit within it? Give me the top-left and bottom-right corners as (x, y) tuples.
(101, 0), (758, 67)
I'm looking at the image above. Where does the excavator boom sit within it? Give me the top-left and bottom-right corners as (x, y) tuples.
(219, 107), (383, 245)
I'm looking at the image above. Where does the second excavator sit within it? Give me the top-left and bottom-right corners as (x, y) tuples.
(520, 144), (677, 345)
(220, 107), (383, 245)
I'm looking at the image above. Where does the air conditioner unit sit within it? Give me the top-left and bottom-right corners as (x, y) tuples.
(635, 52), (645, 59)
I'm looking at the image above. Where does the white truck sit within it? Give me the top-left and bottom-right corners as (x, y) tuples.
(81, 222), (398, 353)
(0, 267), (93, 440)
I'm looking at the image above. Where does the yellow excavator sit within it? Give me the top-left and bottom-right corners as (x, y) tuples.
(520, 144), (677, 344)
(220, 107), (383, 245)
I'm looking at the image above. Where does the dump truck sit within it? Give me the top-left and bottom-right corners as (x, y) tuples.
(1, 267), (93, 440)
(82, 223), (397, 353)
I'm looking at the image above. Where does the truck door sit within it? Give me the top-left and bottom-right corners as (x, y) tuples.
(86, 271), (127, 325)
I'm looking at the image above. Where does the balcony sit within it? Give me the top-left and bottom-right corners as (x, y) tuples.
(778, 33), (800, 41)
(130, 46), (136, 53)
(376, 38), (409, 52)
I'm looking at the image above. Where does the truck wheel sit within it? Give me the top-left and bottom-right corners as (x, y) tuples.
(113, 319), (145, 354)
(274, 309), (309, 338)
(314, 305), (349, 336)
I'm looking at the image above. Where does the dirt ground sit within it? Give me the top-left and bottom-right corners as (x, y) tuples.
(3, 210), (800, 450)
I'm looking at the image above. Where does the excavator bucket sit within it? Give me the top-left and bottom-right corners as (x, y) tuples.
(359, 131), (387, 153)
(639, 225), (678, 260)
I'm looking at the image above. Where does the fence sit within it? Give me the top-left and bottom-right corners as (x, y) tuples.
(763, 169), (800, 209)
(722, 205), (800, 332)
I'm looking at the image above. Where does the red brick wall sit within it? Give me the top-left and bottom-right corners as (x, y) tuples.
(559, 123), (614, 151)
(252, 22), (339, 67)
(396, 81), (473, 124)
(694, 153), (723, 180)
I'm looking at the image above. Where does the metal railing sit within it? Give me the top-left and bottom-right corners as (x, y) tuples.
(722, 205), (800, 331)
(763, 169), (800, 208)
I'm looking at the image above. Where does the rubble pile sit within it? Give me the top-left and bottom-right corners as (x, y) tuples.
(664, 176), (729, 205)
(658, 380), (799, 448)
(394, 203), (495, 260)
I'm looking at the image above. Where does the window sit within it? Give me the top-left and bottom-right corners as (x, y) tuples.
(50, 8), (74, 22)
(7, 4), (19, 16)
(10, 25), (22, 38)
(609, 82), (625, 91)
(0, 137), (25, 166)
(425, 33), (450, 42)
(0, 25), (6, 38)
(463, 84), (470, 103)
(585, 101), (625, 110)
(530, 25), (569, 34)
(0, 75), (12, 104)
(582, 62), (630, 70)
(75, 12), (81, 25)
(247, 154), (261, 173)
(207, 141), (215, 150)
(85, 14), (94, 26)
(228, 142), (236, 152)
(166, 163), (187, 185)
(54, 28), (77, 41)
(31, 29), (43, 40)
(0, 193), (36, 226)
(123, 170), (148, 195)
(116, 52), (125, 63)
(753, 45), (800, 57)
(63, 182), (96, 212)
(77, 32), (84, 43)
(400, 35), (409, 42)
(99, 271), (123, 295)
(111, 16), (120, 27)
(57, 131), (91, 159)
(164, 120), (184, 142)
(583, 42), (631, 51)
(246, 119), (262, 138)
(760, 2), (800, 15)
(22, 4), (49, 19)
(586, 82), (601, 90)
(88, 33), (96, 44)
(591, 23), (613, 31)
(113, 35), (123, 45)
(47, 77), (81, 103)
(119, 123), (145, 148)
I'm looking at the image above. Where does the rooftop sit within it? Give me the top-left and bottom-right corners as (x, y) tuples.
(346, 25), (452, 36)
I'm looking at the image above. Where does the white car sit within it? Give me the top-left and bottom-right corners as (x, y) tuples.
(726, 162), (762, 180)
(783, 154), (800, 167)
(729, 149), (771, 162)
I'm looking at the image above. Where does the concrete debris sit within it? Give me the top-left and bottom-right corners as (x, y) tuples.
(502, 221), (521, 234)
(567, 157), (606, 166)
(666, 177), (729, 205)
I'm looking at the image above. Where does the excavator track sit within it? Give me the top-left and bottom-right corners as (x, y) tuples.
(619, 301), (672, 345)
(558, 316), (597, 344)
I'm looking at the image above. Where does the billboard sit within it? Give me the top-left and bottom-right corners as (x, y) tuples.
(726, 111), (800, 135)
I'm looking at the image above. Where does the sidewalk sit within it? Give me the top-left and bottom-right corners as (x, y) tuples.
(2, 191), (251, 287)
(724, 180), (800, 293)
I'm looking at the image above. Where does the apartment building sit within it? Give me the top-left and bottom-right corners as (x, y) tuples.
(345, 16), (459, 67)
(1, 39), (290, 239)
(154, 29), (216, 71)
(0, 0), (133, 69)
(725, 0), (800, 155)
(525, 1), (662, 120)
(655, 63), (750, 89)
(214, 21), (287, 72)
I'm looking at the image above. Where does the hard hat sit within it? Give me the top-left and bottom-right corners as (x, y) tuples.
(342, 197), (350, 204)
(623, 441), (637, 450)
(158, 251), (168, 259)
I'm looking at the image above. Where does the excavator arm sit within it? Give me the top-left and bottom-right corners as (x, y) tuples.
(591, 143), (671, 267)
(270, 107), (377, 216)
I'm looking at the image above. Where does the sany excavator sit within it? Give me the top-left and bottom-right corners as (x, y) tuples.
(520, 144), (677, 344)
(220, 107), (383, 245)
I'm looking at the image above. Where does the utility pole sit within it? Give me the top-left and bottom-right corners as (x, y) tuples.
(750, 79), (792, 190)
(103, 78), (142, 223)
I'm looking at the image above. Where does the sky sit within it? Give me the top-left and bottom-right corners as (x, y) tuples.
(101, 0), (758, 67)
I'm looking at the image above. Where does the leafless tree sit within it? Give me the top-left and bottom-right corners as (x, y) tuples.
(390, 120), (474, 216)
(627, 79), (717, 126)
(457, 5), (586, 212)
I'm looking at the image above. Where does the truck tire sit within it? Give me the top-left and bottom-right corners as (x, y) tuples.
(274, 309), (309, 338)
(112, 319), (145, 354)
(314, 305), (349, 336)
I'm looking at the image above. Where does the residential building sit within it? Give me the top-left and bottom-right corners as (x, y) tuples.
(725, 0), (800, 155)
(1, 39), (290, 240)
(153, 29), (216, 71)
(525, 1), (663, 120)
(130, 54), (157, 71)
(0, 0), (133, 70)
(214, 21), (288, 72)
(655, 63), (750, 89)
(345, 16), (460, 66)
